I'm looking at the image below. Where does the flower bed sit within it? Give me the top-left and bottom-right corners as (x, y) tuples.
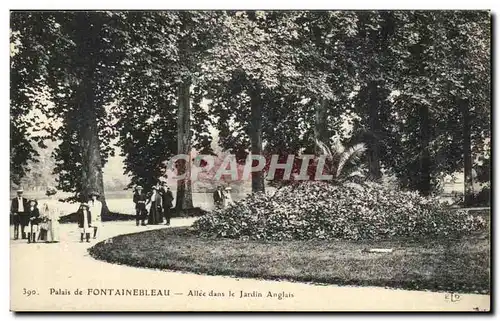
(192, 182), (487, 241)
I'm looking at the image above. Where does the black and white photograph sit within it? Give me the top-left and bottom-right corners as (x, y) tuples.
(8, 9), (491, 312)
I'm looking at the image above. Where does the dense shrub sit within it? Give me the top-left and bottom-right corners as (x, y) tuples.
(192, 182), (487, 241)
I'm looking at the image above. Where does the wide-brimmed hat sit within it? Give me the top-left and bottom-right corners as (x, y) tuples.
(80, 202), (90, 208)
(29, 199), (38, 205)
(89, 191), (100, 197)
(16, 188), (23, 193)
(135, 185), (143, 190)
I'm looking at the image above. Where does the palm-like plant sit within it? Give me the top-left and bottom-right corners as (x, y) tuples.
(314, 138), (367, 183)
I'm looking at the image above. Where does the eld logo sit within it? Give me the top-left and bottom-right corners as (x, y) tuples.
(445, 292), (461, 302)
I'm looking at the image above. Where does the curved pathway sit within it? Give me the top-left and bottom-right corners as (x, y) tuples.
(10, 219), (490, 312)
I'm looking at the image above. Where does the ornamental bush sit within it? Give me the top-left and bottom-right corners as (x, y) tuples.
(192, 181), (486, 241)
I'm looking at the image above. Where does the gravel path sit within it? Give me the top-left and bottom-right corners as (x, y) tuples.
(10, 219), (490, 312)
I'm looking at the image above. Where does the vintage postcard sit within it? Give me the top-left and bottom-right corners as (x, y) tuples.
(9, 9), (491, 312)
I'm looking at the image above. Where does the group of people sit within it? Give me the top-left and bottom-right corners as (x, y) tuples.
(213, 185), (234, 209)
(11, 187), (104, 244)
(133, 181), (174, 226)
(11, 182), (234, 244)
(10, 187), (60, 243)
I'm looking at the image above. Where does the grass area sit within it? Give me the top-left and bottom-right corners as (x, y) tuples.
(89, 227), (490, 294)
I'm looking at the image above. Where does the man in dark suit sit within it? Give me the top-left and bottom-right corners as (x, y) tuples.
(213, 186), (224, 209)
(11, 189), (29, 240)
(133, 186), (147, 226)
(160, 183), (174, 226)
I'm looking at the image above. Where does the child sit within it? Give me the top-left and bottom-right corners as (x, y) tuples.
(38, 204), (50, 242)
(27, 199), (40, 244)
(76, 202), (92, 243)
(88, 191), (103, 239)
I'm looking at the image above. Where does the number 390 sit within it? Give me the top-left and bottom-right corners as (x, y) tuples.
(23, 288), (37, 296)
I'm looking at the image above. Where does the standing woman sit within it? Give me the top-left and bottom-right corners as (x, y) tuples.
(76, 202), (92, 243)
(89, 191), (103, 239)
(147, 186), (162, 225)
(223, 187), (234, 207)
(38, 208), (49, 242)
(27, 199), (40, 244)
(42, 187), (61, 243)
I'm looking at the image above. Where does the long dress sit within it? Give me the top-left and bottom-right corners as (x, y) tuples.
(148, 191), (162, 225)
(42, 202), (60, 243)
(89, 200), (103, 228)
(223, 191), (234, 207)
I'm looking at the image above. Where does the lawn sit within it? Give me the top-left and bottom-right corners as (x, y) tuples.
(89, 227), (490, 294)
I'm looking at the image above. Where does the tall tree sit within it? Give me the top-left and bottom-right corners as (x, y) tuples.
(204, 11), (302, 193)
(205, 11), (359, 191)
(443, 11), (491, 205)
(385, 12), (452, 195)
(114, 11), (218, 208)
(294, 11), (358, 154)
(352, 11), (396, 180)
(11, 11), (126, 209)
(10, 24), (41, 187)
(381, 11), (490, 198)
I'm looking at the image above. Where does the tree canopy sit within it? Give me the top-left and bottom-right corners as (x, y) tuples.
(10, 10), (491, 205)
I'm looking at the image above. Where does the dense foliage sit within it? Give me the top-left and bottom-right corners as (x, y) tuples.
(193, 182), (486, 241)
(10, 12), (128, 207)
(10, 28), (40, 186)
(10, 11), (490, 207)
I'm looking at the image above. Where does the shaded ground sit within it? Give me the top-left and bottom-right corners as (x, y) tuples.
(11, 219), (490, 311)
(58, 208), (207, 223)
(89, 227), (490, 294)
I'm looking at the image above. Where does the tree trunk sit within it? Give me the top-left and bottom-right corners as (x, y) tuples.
(314, 98), (328, 153)
(249, 85), (265, 193)
(418, 104), (431, 196)
(461, 99), (474, 206)
(175, 78), (194, 210)
(367, 82), (382, 180)
(79, 84), (108, 213)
